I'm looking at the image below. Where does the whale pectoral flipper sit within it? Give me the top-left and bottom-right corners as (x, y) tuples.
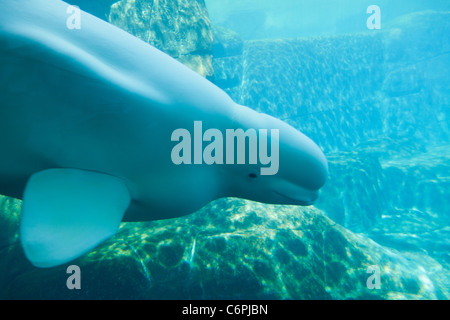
(20, 169), (131, 268)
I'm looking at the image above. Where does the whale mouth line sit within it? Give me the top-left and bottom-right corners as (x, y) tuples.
(273, 190), (316, 206)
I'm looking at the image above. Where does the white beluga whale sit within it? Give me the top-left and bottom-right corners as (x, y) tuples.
(0, 0), (328, 268)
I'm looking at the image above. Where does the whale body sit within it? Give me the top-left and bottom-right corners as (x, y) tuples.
(0, 0), (328, 267)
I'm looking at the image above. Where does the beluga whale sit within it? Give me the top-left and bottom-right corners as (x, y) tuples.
(0, 0), (328, 267)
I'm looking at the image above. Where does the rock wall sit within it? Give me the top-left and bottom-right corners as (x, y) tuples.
(109, 0), (214, 79)
(213, 11), (450, 234)
(214, 11), (450, 153)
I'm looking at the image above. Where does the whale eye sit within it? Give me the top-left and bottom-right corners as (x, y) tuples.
(248, 173), (258, 179)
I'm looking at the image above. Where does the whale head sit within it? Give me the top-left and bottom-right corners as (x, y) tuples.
(221, 106), (328, 206)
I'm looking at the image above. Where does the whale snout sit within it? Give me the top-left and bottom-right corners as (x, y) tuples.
(272, 176), (321, 205)
(274, 123), (328, 205)
(273, 189), (319, 206)
(306, 145), (328, 190)
(279, 132), (328, 194)
(260, 111), (328, 191)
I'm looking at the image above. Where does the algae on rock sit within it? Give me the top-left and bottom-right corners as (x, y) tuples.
(108, 0), (214, 79)
(1, 198), (446, 299)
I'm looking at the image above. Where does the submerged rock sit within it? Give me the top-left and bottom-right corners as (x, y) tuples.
(212, 25), (244, 58)
(314, 149), (387, 233)
(0, 196), (21, 250)
(383, 11), (450, 66)
(211, 25), (244, 100)
(108, 0), (214, 79)
(370, 144), (450, 270)
(0, 198), (447, 299)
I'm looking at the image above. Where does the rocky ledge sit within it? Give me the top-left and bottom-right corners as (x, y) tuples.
(0, 197), (447, 299)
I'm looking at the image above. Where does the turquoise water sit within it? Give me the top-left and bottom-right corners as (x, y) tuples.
(207, 0), (450, 299)
(206, 0), (450, 39)
(0, 0), (449, 300)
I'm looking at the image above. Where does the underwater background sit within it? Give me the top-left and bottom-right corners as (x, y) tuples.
(0, 0), (449, 299)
